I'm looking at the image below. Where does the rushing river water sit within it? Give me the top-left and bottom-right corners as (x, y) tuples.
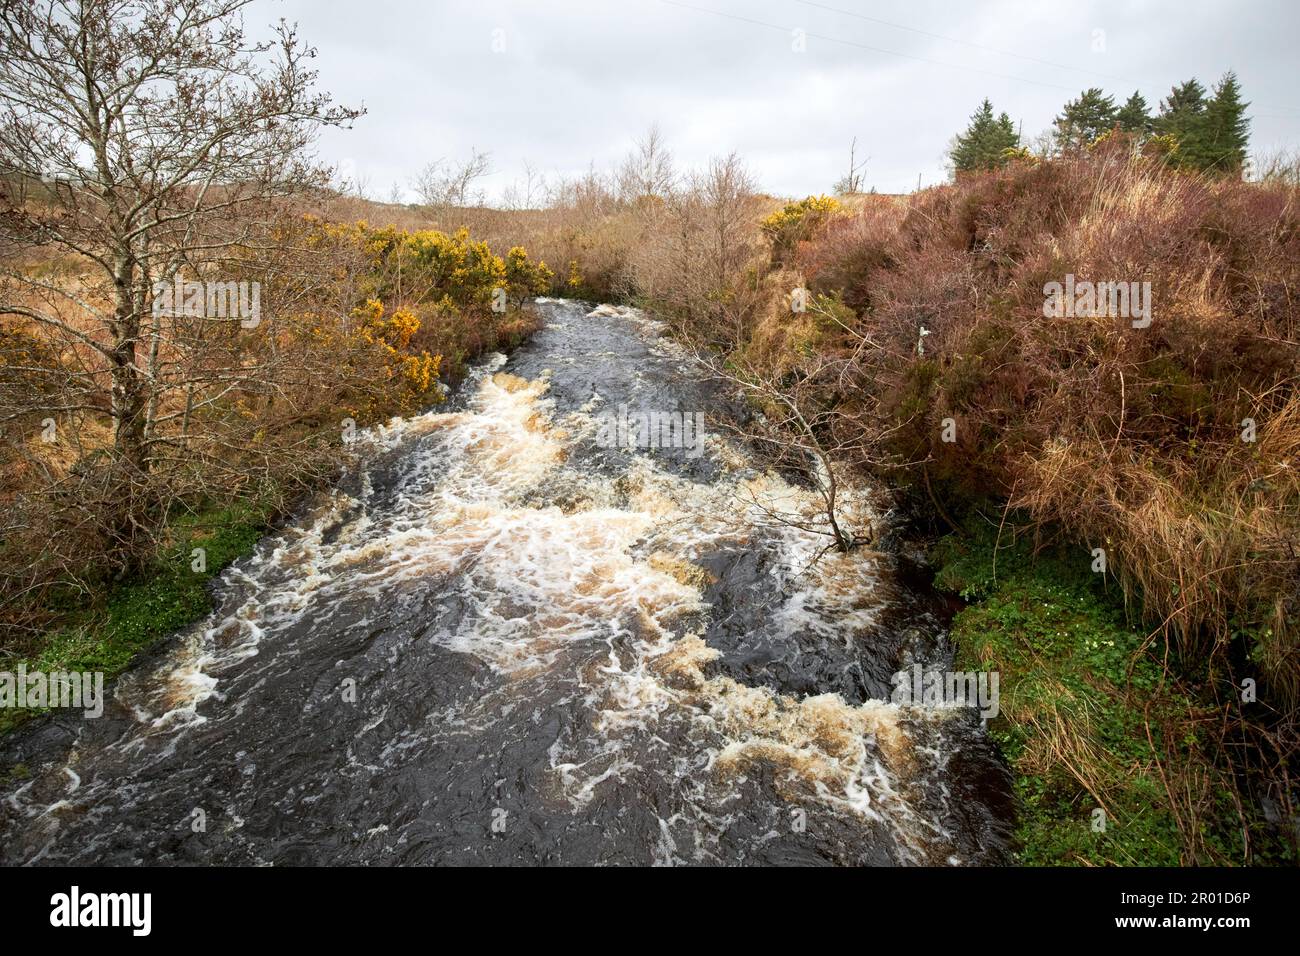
(0, 299), (1012, 865)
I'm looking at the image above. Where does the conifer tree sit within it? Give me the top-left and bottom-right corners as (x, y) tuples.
(1115, 91), (1152, 136)
(1053, 87), (1118, 151)
(1155, 77), (1208, 164)
(1198, 71), (1251, 175)
(949, 99), (1019, 173)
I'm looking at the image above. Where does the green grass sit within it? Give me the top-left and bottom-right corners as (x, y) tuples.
(931, 522), (1247, 865)
(0, 498), (275, 736)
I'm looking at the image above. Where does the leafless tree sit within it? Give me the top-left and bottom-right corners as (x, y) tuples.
(0, 0), (363, 593)
(628, 153), (764, 342)
(833, 136), (869, 195)
(501, 160), (545, 212)
(410, 148), (491, 225)
(348, 169), (374, 201)
(616, 123), (675, 203)
(680, 294), (898, 555)
(0, 0), (360, 477)
(544, 163), (617, 218)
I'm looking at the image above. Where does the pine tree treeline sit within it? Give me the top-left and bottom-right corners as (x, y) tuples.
(949, 71), (1250, 177)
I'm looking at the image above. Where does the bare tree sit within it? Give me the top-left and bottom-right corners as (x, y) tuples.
(544, 163), (616, 218)
(348, 169), (374, 201)
(681, 296), (895, 555)
(0, 0), (360, 478)
(833, 136), (869, 195)
(616, 123), (675, 203)
(410, 148), (491, 225)
(501, 160), (545, 212)
(647, 153), (764, 343)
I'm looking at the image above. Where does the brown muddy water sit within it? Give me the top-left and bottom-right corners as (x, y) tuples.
(0, 299), (1012, 865)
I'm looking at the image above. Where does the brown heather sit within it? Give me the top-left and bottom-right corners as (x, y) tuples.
(791, 142), (1299, 702)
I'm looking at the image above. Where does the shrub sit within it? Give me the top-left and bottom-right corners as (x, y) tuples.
(761, 194), (841, 263)
(504, 246), (554, 307)
(725, 152), (1299, 861)
(787, 148), (1300, 700)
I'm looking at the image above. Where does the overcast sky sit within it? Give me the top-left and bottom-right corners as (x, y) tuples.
(264, 0), (1300, 201)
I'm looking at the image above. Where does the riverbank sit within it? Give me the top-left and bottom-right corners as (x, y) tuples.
(927, 520), (1296, 865)
(0, 498), (275, 738)
(1, 294), (544, 739)
(547, 143), (1297, 866)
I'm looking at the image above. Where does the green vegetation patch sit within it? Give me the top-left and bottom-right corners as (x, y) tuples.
(931, 523), (1246, 865)
(1, 498), (275, 736)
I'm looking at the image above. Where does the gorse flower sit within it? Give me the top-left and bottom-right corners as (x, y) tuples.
(761, 195), (841, 262)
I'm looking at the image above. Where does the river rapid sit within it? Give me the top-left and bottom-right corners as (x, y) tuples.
(0, 299), (1012, 866)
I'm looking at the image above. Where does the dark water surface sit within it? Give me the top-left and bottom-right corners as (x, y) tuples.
(0, 300), (1012, 865)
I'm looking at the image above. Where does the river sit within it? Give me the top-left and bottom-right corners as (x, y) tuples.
(0, 299), (1012, 865)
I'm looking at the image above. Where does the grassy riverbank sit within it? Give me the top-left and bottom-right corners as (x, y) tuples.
(520, 138), (1297, 865)
(931, 522), (1292, 865)
(0, 498), (275, 736)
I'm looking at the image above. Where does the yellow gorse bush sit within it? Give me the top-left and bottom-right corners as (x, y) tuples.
(402, 352), (442, 394)
(761, 194), (840, 233)
(761, 195), (841, 259)
(344, 298), (440, 407)
(318, 221), (549, 408)
(505, 245), (554, 305)
(321, 221), (551, 313)
(385, 307), (421, 350)
(292, 218), (551, 413)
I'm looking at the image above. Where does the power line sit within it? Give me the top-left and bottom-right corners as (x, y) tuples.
(795, 0), (1133, 85)
(795, 0), (1300, 117)
(657, 0), (1079, 92)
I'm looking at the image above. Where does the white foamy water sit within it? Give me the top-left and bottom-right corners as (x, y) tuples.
(1, 301), (1007, 866)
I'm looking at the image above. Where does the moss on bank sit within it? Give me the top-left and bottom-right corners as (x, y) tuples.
(0, 498), (277, 736)
(930, 523), (1260, 865)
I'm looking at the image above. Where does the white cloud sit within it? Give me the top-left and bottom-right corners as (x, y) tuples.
(269, 0), (1300, 200)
